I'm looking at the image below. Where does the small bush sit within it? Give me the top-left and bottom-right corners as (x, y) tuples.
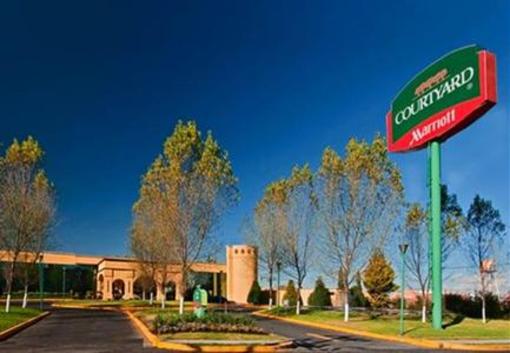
(308, 277), (331, 307)
(282, 280), (300, 306)
(350, 285), (370, 308)
(247, 280), (263, 305)
(363, 249), (397, 309)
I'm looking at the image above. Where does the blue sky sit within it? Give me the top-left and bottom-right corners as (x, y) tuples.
(1, 1), (508, 288)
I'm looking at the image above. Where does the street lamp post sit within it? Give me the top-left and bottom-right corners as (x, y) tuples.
(399, 243), (409, 336)
(38, 254), (44, 310)
(276, 261), (281, 307)
(62, 266), (67, 297)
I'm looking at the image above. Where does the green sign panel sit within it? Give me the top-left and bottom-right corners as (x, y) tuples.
(386, 45), (497, 152)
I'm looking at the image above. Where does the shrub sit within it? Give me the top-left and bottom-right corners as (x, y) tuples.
(247, 280), (263, 304)
(444, 293), (505, 319)
(350, 285), (370, 308)
(282, 280), (300, 306)
(153, 312), (265, 335)
(349, 272), (370, 308)
(363, 249), (397, 308)
(308, 277), (332, 307)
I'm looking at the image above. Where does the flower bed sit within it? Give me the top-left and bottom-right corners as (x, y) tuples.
(153, 312), (266, 335)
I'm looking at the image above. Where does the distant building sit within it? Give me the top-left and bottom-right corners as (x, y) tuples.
(0, 245), (257, 303)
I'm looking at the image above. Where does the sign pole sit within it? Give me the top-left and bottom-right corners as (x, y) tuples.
(386, 45), (496, 329)
(430, 140), (442, 329)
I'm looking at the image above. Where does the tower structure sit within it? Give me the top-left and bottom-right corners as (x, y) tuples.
(226, 245), (258, 303)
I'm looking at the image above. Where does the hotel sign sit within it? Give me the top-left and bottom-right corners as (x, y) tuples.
(386, 45), (497, 152)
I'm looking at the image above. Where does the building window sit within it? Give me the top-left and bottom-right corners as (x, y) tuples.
(235, 249), (238, 254)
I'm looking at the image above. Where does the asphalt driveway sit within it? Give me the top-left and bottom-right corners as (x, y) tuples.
(0, 308), (164, 353)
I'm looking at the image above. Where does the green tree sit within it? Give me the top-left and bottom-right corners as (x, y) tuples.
(277, 165), (317, 315)
(363, 249), (397, 309)
(349, 272), (369, 308)
(401, 186), (464, 323)
(247, 280), (263, 305)
(465, 195), (506, 323)
(316, 135), (403, 321)
(0, 137), (56, 312)
(282, 280), (299, 307)
(308, 277), (332, 307)
(243, 181), (286, 309)
(131, 121), (238, 314)
(440, 184), (464, 262)
(403, 203), (429, 322)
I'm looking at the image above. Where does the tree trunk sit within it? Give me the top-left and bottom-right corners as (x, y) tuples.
(481, 272), (487, 324)
(5, 294), (11, 313)
(4, 262), (15, 313)
(296, 287), (301, 315)
(268, 269), (273, 309)
(481, 295), (486, 324)
(179, 268), (187, 315)
(22, 284), (29, 308)
(343, 288), (350, 322)
(149, 291), (154, 305)
(421, 288), (427, 323)
(179, 295), (185, 315)
(142, 290), (146, 301)
(160, 284), (166, 309)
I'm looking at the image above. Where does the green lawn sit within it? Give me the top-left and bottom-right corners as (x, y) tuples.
(0, 307), (42, 332)
(161, 332), (283, 341)
(270, 309), (510, 340)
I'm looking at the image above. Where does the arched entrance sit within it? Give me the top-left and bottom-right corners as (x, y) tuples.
(165, 281), (176, 301)
(112, 279), (125, 300)
(133, 276), (156, 300)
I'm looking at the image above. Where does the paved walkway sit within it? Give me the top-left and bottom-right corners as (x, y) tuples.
(0, 308), (164, 353)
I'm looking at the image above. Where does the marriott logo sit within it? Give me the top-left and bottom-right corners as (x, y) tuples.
(410, 109), (456, 146)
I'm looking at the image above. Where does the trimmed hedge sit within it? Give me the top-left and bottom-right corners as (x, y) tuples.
(445, 293), (510, 319)
(153, 312), (266, 335)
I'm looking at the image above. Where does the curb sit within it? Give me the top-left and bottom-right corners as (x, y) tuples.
(0, 311), (51, 341)
(253, 311), (510, 352)
(51, 303), (120, 311)
(123, 309), (292, 352)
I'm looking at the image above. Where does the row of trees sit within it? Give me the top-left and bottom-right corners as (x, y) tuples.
(247, 249), (398, 309)
(130, 121), (238, 313)
(246, 135), (403, 319)
(403, 192), (506, 323)
(0, 137), (56, 312)
(247, 134), (506, 323)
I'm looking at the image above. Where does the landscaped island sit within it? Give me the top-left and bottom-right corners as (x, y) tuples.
(136, 308), (283, 343)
